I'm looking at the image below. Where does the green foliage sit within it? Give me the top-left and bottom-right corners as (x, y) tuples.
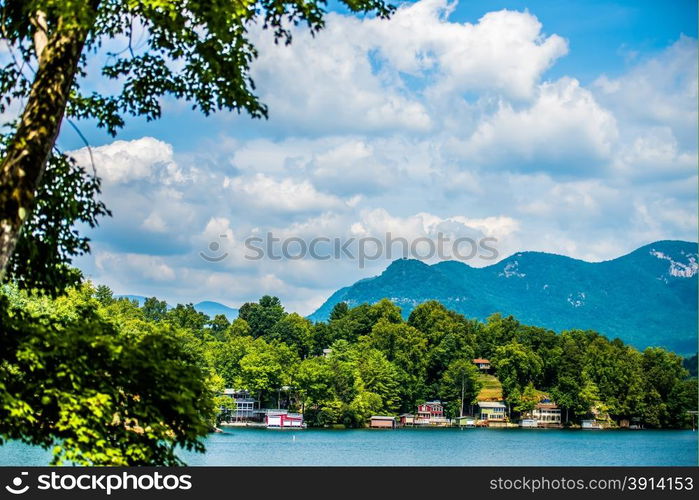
(439, 358), (482, 418)
(511, 383), (540, 415)
(492, 341), (544, 396)
(167, 303), (209, 332)
(4, 282), (695, 465)
(329, 301), (349, 321)
(93, 284), (114, 306)
(268, 312), (313, 357)
(0, 0), (396, 466)
(0, 141), (110, 296)
(238, 295), (286, 338)
(142, 296), (167, 322)
(0, 286), (215, 465)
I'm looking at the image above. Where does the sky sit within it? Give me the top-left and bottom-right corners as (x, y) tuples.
(43, 0), (698, 314)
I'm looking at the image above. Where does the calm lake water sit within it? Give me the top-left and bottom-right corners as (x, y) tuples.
(1, 428), (697, 466)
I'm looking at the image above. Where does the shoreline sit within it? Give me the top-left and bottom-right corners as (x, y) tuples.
(217, 423), (693, 432)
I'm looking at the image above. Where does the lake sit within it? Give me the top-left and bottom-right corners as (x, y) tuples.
(1, 428), (697, 466)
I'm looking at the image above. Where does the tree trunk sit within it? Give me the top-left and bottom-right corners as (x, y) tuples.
(0, 11), (95, 278)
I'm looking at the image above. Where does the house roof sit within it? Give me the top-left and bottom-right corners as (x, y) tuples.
(536, 403), (559, 409)
(370, 416), (396, 420)
(422, 400), (442, 405)
(473, 358), (490, 364)
(478, 401), (506, 408)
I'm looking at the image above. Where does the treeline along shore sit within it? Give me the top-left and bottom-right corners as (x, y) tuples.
(3, 282), (697, 434)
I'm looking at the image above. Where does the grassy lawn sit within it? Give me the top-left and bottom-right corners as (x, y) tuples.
(476, 373), (503, 401)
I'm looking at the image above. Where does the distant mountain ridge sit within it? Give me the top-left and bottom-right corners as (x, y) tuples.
(115, 295), (239, 320)
(310, 240), (698, 354)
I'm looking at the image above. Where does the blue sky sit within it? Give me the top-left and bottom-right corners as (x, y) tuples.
(45, 0), (698, 313)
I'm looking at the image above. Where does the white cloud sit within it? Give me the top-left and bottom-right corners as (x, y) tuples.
(248, 0), (567, 134)
(367, 1), (568, 100)
(593, 36), (698, 148)
(69, 2), (696, 315)
(613, 126), (697, 181)
(95, 251), (177, 282)
(70, 137), (174, 184)
(224, 173), (348, 213)
(456, 77), (618, 173)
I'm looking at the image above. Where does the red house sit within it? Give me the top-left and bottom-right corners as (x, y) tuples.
(265, 412), (304, 428)
(416, 401), (444, 422)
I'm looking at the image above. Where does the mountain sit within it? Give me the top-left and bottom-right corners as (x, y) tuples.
(193, 301), (239, 320)
(310, 240), (698, 354)
(115, 295), (238, 320)
(116, 294), (147, 306)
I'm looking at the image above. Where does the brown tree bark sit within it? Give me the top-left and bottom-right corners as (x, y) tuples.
(0, 11), (95, 279)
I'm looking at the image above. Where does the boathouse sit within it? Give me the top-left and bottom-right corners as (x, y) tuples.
(370, 416), (397, 428)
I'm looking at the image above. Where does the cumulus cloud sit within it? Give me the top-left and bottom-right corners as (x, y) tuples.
(593, 36), (698, 148)
(68, 1), (697, 315)
(95, 251), (177, 282)
(69, 137), (175, 184)
(224, 173), (349, 213)
(366, 1), (568, 100)
(249, 0), (567, 134)
(455, 78), (618, 173)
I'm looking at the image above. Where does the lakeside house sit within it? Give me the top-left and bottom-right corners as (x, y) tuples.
(266, 411), (304, 429)
(519, 399), (563, 428)
(581, 419), (603, 430)
(370, 416), (397, 429)
(399, 414), (415, 426)
(455, 416), (477, 427)
(478, 401), (507, 424)
(532, 401), (562, 428)
(221, 388), (258, 422)
(416, 401), (450, 426)
(473, 358), (491, 371)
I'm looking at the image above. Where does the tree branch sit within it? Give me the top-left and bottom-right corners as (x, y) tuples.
(30, 10), (49, 63)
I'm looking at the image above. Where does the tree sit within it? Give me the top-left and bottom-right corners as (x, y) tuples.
(209, 373), (236, 425)
(167, 303), (209, 332)
(512, 383), (540, 417)
(240, 339), (285, 401)
(141, 296), (167, 322)
(1, 145), (109, 296)
(329, 301), (349, 321)
(238, 295), (286, 338)
(492, 341), (543, 396)
(639, 347), (690, 427)
(0, 0), (393, 277)
(439, 358), (482, 418)
(268, 312), (313, 358)
(208, 335), (255, 388)
(226, 318), (252, 338)
(0, 290), (215, 465)
(208, 314), (231, 340)
(93, 284), (113, 306)
(362, 319), (428, 411)
(353, 347), (400, 414)
(578, 378), (608, 420)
